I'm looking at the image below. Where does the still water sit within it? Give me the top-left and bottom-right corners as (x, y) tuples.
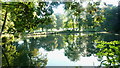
(5, 32), (120, 66)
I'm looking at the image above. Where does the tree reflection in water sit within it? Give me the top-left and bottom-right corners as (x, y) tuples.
(2, 35), (48, 67)
(2, 32), (120, 67)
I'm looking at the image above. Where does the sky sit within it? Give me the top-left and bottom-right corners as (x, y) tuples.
(101, 0), (119, 5)
(53, 0), (119, 14)
(53, 4), (65, 14)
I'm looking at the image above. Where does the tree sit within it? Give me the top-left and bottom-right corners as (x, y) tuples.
(1, 2), (55, 34)
(2, 2), (35, 33)
(63, 1), (105, 31)
(55, 14), (64, 30)
(102, 6), (119, 33)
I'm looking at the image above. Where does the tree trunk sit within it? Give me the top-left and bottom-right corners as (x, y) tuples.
(79, 23), (81, 31)
(73, 21), (74, 31)
(1, 8), (8, 34)
(46, 29), (48, 32)
(51, 29), (53, 31)
(2, 48), (9, 66)
(42, 27), (44, 32)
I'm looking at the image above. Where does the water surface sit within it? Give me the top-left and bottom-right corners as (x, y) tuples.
(13, 32), (120, 66)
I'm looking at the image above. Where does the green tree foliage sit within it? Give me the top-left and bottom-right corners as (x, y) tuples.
(96, 41), (120, 67)
(2, 2), (36, 33)
(63, 1), (105, 31)
(37, 16), (55, 32)
(1, 2), (55, 34)
(102, 6), (119, 33)
(44, 14), (57, 31)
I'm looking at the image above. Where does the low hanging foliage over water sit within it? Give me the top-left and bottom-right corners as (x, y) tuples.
(96, 41), (120, 67)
